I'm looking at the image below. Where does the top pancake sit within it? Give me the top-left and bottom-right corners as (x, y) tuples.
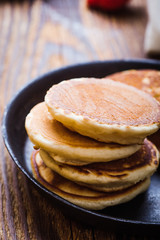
(25, 102), (140, 165)
(45, 78), (160, 144)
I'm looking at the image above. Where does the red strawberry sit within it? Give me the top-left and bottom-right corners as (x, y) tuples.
(87, 0), (130, 11)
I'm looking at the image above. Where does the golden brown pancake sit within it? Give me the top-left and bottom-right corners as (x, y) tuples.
(45, 78), (160, 144)
(108, 69), (160, 102)
(39, 139), (159, 192)
(25, 102), (141, 165)
(108, 69), (160, 149)
(31, 150), (150, 210)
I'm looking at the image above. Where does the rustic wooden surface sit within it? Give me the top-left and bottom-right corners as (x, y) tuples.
(0, 0), (158, 239)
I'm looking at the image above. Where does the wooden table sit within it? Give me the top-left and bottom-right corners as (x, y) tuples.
(0, 0), (158, 239)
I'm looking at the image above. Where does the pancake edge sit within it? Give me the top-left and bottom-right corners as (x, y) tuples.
(39, 140), (159, 190)
(31, 151), (151, 210)
(46, 104), (159, 144)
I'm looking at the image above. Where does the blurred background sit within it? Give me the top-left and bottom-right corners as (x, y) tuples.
(1, 0), (159, 98)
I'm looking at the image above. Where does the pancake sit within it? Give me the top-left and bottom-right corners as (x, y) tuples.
(45, 78), (160, 144)
(25, 102), (141, 165)
(108, 69), (160, 102)
(108, 69), (160, 149)
(39, 139), (159, 192)
(31, 150), (150, 210)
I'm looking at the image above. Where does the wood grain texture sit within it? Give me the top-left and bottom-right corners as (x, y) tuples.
(0, 0), (155, 239)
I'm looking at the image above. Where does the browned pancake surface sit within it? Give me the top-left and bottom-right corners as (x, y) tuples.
(80, 139), (158, 177)
(45, 78), (160, 126)
(109, 69), (160, 102)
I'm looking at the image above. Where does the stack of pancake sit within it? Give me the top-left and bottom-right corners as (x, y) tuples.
(25, 77), (160, 210)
